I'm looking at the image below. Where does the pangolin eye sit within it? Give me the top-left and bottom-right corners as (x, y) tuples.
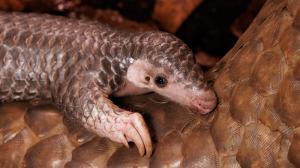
(154, 75), (168, 88)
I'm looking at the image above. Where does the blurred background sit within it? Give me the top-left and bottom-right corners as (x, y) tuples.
(0, 0), (266, 69)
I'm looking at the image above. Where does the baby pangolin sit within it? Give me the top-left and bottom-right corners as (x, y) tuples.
(0, 12), (217, 157)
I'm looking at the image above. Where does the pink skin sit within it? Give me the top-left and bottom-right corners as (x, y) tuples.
(113, 79), (151, 97)
(191, 91), (217, 114)
(153, 83), (217, 114)
(114, 78), (217, 114)
(108, 59), (216, 157)
(124, 60), (217, 113)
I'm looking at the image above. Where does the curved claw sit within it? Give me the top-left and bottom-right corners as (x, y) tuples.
(93, 111), (153, 157)
(120, 134), (129, 148)
(125, 123), (145, 156)
(130, 113), (153, 158)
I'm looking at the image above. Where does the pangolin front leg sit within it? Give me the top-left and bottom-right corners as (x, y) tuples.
(55, 73), (152, 157)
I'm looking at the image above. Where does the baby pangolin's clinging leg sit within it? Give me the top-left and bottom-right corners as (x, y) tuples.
(55, 74), (153, 157)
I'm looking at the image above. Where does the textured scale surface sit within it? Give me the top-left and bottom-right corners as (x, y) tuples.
(1, 0), (300, 167)
(0, 12), (147, 147)
(0, 12), (128, 99)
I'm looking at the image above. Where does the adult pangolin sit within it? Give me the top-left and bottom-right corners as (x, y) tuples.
(0, 12), (217, 157)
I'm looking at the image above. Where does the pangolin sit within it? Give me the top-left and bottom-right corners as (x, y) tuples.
(0, 12), (217, 157)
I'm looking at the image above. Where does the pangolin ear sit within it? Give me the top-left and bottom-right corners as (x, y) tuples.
(127, 60), (152, 88)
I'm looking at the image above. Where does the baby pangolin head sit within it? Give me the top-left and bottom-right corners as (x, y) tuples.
(122, 31), (217, 114)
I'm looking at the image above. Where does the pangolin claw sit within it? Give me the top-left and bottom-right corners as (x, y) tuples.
(127, 113), (153, 157)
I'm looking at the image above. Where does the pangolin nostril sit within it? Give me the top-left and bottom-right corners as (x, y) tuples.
(198, 103), (209, 109)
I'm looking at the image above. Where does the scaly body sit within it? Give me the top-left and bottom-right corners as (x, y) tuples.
(0, 12), (217, 157)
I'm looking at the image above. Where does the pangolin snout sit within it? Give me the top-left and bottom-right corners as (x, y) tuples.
(191, 89), (217, 114)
